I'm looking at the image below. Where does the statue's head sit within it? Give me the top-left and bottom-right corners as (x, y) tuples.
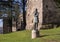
(35, 8), (38, 15)
(35, 8), (38, 13)
(36, 8), (38, 12)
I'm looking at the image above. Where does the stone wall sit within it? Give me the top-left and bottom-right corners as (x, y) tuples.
(26, 0), (43, 30)
(43, 0), (60, 29)
(26, 0), (60, 30)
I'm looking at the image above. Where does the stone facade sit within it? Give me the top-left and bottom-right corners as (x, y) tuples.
(26, 0), (43, 30)
(26, 0), (60, 30)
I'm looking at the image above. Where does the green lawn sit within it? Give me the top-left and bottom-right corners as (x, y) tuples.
(0, 27), (60, 42)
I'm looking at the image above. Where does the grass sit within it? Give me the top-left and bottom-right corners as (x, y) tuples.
(0, 27), (60, 42)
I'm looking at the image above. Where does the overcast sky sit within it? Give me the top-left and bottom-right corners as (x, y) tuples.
(0, 19), (3, 27)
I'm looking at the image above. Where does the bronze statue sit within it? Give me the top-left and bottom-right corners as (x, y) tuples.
(34, 9), (39, 30)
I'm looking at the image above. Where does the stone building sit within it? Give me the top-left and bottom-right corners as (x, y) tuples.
(26, 0), (60, 30)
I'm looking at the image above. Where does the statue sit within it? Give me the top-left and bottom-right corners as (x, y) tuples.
(34, 9), (39, 30)
(32, 9), (39, 39)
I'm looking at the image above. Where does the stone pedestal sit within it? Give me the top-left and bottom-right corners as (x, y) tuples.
(32, 29), (40, 39)
(32, 29), (37, 39)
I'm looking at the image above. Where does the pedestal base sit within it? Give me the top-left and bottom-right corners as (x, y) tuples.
(32, 29), (40, 39)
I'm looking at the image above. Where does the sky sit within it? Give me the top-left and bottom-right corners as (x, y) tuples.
(15, 0), (21, 2)
(0, 19), (3, 27)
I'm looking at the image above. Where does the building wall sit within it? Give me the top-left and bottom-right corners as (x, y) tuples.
(43, 0), (56, 24)
(26, 0), (43, 30)
(42, 0), (60, 29)
(26, 0), (59, 30)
